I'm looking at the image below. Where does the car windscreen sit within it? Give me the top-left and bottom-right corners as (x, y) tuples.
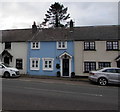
(2, 63), (11, 67)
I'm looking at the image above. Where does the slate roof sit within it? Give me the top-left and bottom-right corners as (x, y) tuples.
(30, 28), (74, 41)
(73, 25), (119, 41)
(1, 25), (119, 42)
(2, 29), (32, 42)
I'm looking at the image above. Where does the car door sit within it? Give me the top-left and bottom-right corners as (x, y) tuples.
(0, 64), (3, 76)
(102, 69), (118, 83)
(114, 69), (120, 83)
(107, 69), (119, 83)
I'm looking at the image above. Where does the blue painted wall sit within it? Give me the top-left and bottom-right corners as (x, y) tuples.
(27, 41), (74, 76)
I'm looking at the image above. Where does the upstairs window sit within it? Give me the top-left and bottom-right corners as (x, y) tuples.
(31, 42), (40, 49)
(84, 41), (95, 50)
(42, 58), (54, 71)
(57, 41), (67, 49)
(16, 59), (23, 69)
(106, 41), (119, 50)
(5, 42), (11, 49)
(30, 58), (40, 70)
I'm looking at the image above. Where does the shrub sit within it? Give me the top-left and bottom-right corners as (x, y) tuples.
(57, 71), (61, 77)
(71, 72), (75, 78)
(56, 64), (60, 69)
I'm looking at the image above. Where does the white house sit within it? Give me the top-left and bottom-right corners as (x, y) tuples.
(1, 29), (32, 74)
(74, 25), (120, 76)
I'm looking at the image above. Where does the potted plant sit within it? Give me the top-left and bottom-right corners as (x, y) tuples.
(71, 72), (75, 78)
(56, 64), (60, 69)
(57, 71), (61, 77)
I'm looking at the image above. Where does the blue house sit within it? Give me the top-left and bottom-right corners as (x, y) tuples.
(27, 26), (74, 77)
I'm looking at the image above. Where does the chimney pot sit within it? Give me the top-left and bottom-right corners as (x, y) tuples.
(32, 21), (37, 34)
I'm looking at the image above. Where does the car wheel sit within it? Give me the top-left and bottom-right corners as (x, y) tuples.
(4, 72), (10, 78)
(98, 77), (108, 86)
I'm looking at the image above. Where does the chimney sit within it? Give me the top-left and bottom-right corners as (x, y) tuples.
(69, 19), (74, 32)
(70, 19), (74, 28)
(32, 21), (37, 34)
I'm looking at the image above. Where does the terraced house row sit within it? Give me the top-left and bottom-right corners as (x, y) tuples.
(0, 23), (119, 77)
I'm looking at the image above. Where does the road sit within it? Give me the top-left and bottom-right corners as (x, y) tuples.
(2, 78), (120, 111)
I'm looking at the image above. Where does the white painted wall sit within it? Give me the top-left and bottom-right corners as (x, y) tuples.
(2, 42), (27, 74)
(74, 41), (119, 76)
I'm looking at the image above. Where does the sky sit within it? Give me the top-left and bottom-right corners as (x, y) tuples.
(0, 0), (119, 30)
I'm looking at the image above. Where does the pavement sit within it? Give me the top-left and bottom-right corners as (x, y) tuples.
(18, 75), (90, 85)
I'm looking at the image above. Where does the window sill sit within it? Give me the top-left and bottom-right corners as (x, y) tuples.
(57, 48), (67, 50)
(84, 49), (96, 51)
(30, 68), (40, 71)
(31, 48), (40, 50)
(43, 69), (53, 71)
(106, 49), (119, 51)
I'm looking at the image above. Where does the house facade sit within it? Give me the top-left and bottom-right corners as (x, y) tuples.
(27, 28), (74, 77)
(0, 24), (119, 77)
(74, 26), (120, 76)
(1, 29), (32, 74)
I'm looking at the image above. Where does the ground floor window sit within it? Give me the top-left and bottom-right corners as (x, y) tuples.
(84, 62), (96, 73)
(16, 59), (23, 69)
(30, 58), (40, 70)
(98, 62), (111, 69)
(42, 58), (54, 71)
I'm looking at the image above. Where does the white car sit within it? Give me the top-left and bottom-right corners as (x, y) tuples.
(0, 62), (20, 78)
(89, 67), (120, 86)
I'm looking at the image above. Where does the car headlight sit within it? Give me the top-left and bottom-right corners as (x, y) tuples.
(10, 69), (16, 72)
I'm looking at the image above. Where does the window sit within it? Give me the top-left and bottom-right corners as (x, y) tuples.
(42, 58), (54, 71)
(106, 41), (119, 50)
(57, 41), (67, 49)
(30, 58), (40, 70)
(98, 62), (111, 69)
(103, 69), (116, 73)
(84, 62), (96, 73)
(115, 69), (120, 73)
(84, 41), (95, 50)
(5, 42), (11, 49)
(31, 42), (40, 49)
(16, 59), (23, 69)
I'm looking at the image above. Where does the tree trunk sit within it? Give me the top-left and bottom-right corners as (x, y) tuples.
(55, 14), (59, 27)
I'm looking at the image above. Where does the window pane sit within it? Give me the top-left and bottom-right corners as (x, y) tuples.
(32, 43), (35, 48)
(36, 42), (38, 48)
(84, 42), (95, 50)
(58, 42), (61, 48)
(5, 42), (11, 49)
(32, 60), (34, 67)
(62, 42), (65, 48)
(36, 60), (38, 67)
(90, 42), (95, 49)
(113, 42), (118, 49)
(16, 59), (22, 69)
(84, 62), (96, 73)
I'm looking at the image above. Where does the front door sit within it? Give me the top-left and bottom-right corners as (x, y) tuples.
(63, 59), (69, 76)
(117, 61), (120, 68)
(4, 56), (9, 65)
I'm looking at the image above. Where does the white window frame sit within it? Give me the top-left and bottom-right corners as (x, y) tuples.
(57, 41), (67, 49)
(31, 42), (40, 49)
(42, 58), (54, 71)
(30, 58), (40, 70)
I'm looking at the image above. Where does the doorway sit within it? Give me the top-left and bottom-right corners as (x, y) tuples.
(4, 56), (9, 65)
(117, 61), (120, 68)
(62, 59), (69, 76)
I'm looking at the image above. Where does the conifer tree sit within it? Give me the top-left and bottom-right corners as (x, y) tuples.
(41, 2), (70, 27)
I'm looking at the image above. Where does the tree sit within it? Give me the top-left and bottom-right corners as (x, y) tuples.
(41, 2), (70, 28)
